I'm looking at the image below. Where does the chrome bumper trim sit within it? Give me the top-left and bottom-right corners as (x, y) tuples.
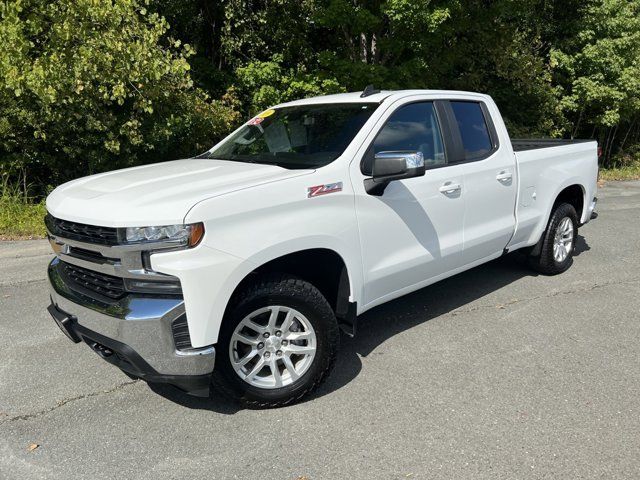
(48, 258), (215, 377)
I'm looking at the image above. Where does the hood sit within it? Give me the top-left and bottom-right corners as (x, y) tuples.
(46, 159), (312, 227)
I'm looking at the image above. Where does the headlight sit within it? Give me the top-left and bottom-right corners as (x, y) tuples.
(124, 223), (204, 247)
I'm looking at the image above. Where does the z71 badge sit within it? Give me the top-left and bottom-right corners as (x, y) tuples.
(307, 182), (343, 198)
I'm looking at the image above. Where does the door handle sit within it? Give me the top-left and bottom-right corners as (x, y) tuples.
(439, 182), (461, 194)
(496, 171), (513, 182)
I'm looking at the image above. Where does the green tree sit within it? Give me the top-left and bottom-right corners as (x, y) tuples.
(550, 0), (640, 160)
(235, 55), (345, 114)
(212, 0), (561, 135)
(0, 0), (240, 194)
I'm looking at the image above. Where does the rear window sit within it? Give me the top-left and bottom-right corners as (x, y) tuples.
(450, 101), (493, 161)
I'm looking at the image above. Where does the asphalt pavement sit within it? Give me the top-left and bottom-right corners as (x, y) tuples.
(1, 181), (639, 479)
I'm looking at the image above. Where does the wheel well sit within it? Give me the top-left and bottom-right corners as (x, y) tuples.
(232, 249), (351, 317)
(554, 184), (584, 220)
(528, 184), (585, 258)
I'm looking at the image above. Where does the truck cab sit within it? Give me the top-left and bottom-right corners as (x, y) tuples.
(46, 89), (598, 407)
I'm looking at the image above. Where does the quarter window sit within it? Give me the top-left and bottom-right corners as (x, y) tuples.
(450, 101), (493, 161)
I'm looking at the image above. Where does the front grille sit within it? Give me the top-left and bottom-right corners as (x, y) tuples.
(46, 214), (119, 245)
(67, 246), (116, 264)
(171, 315), (193, 351)
(61, 262), (126, 300)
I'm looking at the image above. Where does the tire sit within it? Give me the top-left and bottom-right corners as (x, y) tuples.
(528, 202), (579, 275)
(211, 274), (339, 408)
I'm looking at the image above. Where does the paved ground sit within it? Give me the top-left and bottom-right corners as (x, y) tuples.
(1, 181), (639, 480)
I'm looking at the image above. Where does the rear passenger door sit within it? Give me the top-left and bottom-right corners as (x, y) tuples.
(443, 100), (517, 263)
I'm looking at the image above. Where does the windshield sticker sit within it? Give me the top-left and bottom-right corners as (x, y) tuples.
(257, 109), (276, 118)
(307, 182), (343, 198)
(247, 116), (264, 126)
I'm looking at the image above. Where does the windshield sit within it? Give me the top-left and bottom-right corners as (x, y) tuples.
(203, 103), (379, 169)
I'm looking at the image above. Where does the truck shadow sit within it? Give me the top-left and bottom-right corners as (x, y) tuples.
(573, 233), (590, 256)
(149, 235), (589, 413)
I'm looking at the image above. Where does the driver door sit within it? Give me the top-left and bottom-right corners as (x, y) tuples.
(352, 99), (466, 308)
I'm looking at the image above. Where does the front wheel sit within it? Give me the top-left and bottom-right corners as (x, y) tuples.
(212, 274), (339, 408)
(529, 202), (579, 275)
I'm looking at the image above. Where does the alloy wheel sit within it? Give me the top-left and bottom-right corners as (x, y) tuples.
(553, 217), (574, 263)
(229, 306), (317, 389)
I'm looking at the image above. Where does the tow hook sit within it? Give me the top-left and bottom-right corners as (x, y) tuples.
(90, 342), (114, 358)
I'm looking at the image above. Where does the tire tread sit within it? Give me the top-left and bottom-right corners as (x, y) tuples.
(529, 202), (578, 275)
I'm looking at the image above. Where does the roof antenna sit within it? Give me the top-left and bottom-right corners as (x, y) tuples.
(360, 84), (380, 98)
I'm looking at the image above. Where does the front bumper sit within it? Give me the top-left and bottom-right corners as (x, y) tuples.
(47, 258), (215, 395)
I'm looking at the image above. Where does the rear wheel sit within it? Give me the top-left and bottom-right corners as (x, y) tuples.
(529, 202), (578, 275)
(212, 274), (339, 408)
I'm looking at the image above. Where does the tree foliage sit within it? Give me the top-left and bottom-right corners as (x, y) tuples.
(0, 0), (239, 192)
(2, 0), (640, 195)
(551, 0), (640, 159)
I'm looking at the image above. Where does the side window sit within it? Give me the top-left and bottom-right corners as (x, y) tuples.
(362, 102), (446, 175)
(449, 101), (493, 161)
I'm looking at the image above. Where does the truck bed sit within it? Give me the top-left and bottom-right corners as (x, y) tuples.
(511, 138), (594, 152)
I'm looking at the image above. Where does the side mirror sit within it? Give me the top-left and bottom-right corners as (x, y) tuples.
(365, 151), (426, 196)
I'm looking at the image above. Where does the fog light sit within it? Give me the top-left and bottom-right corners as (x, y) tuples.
(123, 278), (182, 294)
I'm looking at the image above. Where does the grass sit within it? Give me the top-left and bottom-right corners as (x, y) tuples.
(599, 162), (640, 181)
(599, 152), (640, 182)
(0, 193), (47, 240)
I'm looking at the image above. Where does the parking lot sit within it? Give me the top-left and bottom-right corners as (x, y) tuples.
(1, 180), (639, 480)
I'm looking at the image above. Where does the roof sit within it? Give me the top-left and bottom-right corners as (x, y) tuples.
(275, 91), (394, 107)
(273, 89), (490, 108)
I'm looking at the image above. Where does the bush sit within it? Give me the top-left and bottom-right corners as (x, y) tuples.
(0, 0), (240, 196)
(600, 147), (640, 181)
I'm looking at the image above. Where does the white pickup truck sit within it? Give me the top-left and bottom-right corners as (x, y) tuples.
(46, 88), (598, 407)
